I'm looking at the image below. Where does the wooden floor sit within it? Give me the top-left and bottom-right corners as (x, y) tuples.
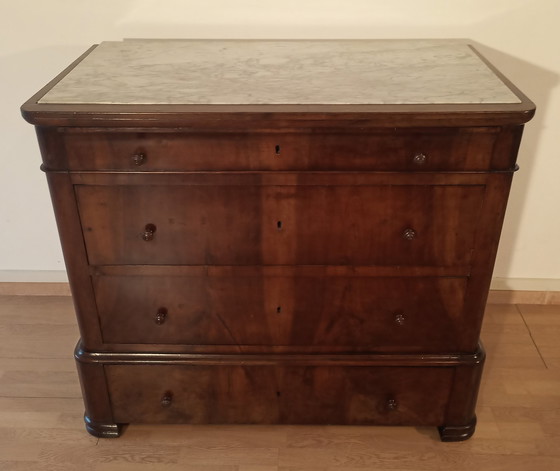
(1, 295), (559, 470)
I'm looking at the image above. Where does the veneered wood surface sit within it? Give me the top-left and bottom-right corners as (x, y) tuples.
(76, 184), (485, 267)
(59, 128), (499, 171)
(94, 274), (469, 351)
(105, 364), (453, 426)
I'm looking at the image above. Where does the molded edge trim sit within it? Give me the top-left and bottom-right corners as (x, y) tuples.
(74, 341), (486, 367)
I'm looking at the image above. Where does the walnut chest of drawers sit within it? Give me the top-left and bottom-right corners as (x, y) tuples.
(22, 40), (535, 441)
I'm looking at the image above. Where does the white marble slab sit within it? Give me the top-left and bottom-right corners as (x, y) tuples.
(39, 39), (520, 105)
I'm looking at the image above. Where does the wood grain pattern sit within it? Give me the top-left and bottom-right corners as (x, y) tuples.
(105, 364), (453, 425)
(93, 274), (471, 352)
(76, 184), (485, 267)
(58, 128), (499, 172)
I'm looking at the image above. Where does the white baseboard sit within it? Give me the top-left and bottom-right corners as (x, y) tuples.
(490, 277), (560, 292)
(0, 270), (68, 283)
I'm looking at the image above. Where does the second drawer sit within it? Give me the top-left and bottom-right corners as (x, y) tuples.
(93, 273), (473, 352)
(77, 184), (485, 267)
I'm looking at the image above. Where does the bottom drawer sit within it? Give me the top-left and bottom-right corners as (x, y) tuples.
(106, 364), (453, 426)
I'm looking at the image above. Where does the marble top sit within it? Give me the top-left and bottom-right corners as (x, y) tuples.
(38, 39), (520, 105)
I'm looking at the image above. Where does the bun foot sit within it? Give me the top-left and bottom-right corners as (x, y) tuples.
(84, 414), (122, 438)
(438, 416), (477, 442)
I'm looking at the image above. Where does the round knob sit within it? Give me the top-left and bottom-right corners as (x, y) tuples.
(142, 223), (157, 241)
(387, 398), (398, 411)
(161, 391), (173, 407)
(402, 228), (416, 240)
(413, 153), (427, 165)
(394, 313), (405, 326)
(155, 307), (167, 325)
(132, 152), (146, 166)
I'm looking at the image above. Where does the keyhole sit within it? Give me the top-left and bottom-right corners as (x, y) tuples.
(276, 306), (282, 314)
(277, 220), (283, 230)
(275, 144), (281, 155)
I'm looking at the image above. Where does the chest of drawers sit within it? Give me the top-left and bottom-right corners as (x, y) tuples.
(22, 40), (534, 441)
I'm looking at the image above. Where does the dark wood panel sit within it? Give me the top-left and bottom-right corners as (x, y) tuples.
(105, 364), (453, 426)
(61, 128), (497, 172)
(44, 173), (103, 348)
(76, 184), (485, 267)
(94, 275), (469, 352)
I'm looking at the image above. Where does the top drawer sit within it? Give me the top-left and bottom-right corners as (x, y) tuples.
(61, 129), (498, 172)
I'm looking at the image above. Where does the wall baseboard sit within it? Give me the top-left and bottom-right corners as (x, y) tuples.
(490, 277), (560, 292)
(0, 270), (68, 283)
(486, 289), (560, 305)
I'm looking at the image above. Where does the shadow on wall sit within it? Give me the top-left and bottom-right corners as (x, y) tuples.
(470, 42), (559, 279)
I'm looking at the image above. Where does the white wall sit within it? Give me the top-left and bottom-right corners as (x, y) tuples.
(1, 0), (559, 287)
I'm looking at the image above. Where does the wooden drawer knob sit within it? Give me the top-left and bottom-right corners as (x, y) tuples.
(161, 391), (173, 407)
(142, 223), (157, 241)
(402, 228), (416, 240)
(413, 153), (427, 165)
(387, 398), (398, 411)
(155, 307), (167, 325)
(394, 313), (405, 326)
(132, 152), (146, 166)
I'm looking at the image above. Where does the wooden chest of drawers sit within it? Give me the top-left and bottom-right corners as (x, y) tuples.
(22, 40), (534, 441)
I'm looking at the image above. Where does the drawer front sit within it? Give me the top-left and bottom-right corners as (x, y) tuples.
(94, 274), (469, 352)
(77, 184), (484, 267)
(106, 364), (453, 425)
(63, 129), (497, 171)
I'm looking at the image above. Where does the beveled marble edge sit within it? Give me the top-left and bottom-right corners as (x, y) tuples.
(38, 39), (521, 106)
